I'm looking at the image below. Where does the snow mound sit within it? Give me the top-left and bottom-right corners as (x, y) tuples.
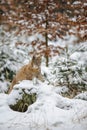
(0, 80), (87, 130)
(75, 92), (87, 100)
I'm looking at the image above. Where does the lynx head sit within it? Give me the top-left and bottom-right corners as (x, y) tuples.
(31, 55), (42, 68)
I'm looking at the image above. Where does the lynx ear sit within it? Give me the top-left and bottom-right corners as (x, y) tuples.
(31, 55), (35, 66)
(31, 55), (41, 67)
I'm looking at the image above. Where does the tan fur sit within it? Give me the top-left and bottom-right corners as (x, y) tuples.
(8, 56), (44, 93)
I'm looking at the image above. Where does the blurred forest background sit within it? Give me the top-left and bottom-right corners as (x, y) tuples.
(0, 0), (87, 100)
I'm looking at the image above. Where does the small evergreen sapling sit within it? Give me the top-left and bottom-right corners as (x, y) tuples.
(51, 44), (87, 97)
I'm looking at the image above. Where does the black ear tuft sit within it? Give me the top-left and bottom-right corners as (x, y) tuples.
(32, 55), (36, 61)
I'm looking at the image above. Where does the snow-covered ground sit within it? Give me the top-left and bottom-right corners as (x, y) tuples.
(0, 80), (87, 130)
(0, 25), (87, 130)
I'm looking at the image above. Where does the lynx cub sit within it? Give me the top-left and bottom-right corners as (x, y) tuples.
(8, 56), (44, 93)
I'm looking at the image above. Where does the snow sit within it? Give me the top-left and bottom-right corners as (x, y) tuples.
(0, 24), (87, 130)
(75, 92), (87, 100)
(0, 81), (10, 93)
(0, 80), (87, 130)
(73, 1), (81, 5)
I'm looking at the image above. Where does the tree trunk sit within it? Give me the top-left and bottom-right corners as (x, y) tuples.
(45, 31), (49, 67)
(45, 3), (49, 67)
